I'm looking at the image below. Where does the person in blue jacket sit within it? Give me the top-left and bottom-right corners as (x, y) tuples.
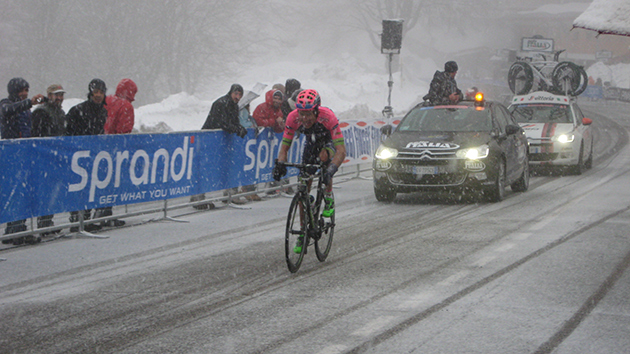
(0, 77), (45, 244)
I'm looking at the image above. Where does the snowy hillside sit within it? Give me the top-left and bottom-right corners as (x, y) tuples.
(133, 55), (433, 132)
(63, 56), (630, 134)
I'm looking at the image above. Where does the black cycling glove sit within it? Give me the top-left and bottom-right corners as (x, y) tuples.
(236, 126), (247, 138)
(322, 163), (338, 185)
(273, 159), (287, 181)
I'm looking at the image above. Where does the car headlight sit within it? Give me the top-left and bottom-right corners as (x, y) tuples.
(375, 145), (398, 159)
(555, 134), (575, 143)
(456, 144), (489, 160)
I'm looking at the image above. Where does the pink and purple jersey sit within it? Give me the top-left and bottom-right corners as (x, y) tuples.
(282, 106), (345, 147)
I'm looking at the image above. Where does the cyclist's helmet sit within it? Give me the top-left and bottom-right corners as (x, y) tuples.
(296, 89), (321, 111)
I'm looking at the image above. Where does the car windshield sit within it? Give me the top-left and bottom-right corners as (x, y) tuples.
(397, 106), (492, 132)
(509, 104), (572, 124)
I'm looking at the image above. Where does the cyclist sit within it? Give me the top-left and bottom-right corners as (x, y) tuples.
(272, 89), (346, 252)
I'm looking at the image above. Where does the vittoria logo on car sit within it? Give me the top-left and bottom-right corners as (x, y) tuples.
(406, 141), (459, 149)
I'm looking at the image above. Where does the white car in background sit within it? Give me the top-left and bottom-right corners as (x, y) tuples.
(508, 91), (594, 174)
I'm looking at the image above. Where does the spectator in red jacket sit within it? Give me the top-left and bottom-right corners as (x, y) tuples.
(253, 89), (284, 133)
(104, 78), (137, 134)
(95, 78), (138, 227)
(253, 89), (294, 195)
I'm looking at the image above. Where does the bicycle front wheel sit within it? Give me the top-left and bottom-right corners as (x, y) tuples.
(285, 194), (308, 273)
(315, 207), (335, 262)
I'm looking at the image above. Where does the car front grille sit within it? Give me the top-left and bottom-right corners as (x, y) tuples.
(389, 171), (467, 186)
(530, 152), (559, 161)
(384, 147), (468, 187)
(397, 149), (457, 160)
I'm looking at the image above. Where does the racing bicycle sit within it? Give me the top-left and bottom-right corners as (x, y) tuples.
(508, 50), (588, 96)
(281, 162), (335, 273)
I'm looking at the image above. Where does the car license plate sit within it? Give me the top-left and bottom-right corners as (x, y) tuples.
(412, 166), (438, 175)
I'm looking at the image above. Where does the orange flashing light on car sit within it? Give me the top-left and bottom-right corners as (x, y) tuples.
(474, 92), (485, 108)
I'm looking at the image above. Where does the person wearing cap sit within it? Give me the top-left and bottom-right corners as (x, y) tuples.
(0, 77), (46, 244)
(32, 84), (67, 138)
(65, 79), (109, 232)
(423, 61), (462, 106)
(31, 84), (68, 236)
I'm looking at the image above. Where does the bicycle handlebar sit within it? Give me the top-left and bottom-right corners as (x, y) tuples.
(281, 162), (322, 169)
(279, 161), (326, 178)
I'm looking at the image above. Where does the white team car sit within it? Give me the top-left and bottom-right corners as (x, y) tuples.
(508, 91), (594, 174)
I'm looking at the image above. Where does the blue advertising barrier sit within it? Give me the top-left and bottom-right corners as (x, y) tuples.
(1, 122), (383, 224)
(582, 85), (603, 99)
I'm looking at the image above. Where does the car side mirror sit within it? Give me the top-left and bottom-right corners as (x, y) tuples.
(380, 124), (393, 136)
(582, 117), (593, 126)
(506, 124), (520, 135)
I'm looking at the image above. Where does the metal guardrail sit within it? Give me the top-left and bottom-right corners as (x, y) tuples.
(0, 163), (373, 245)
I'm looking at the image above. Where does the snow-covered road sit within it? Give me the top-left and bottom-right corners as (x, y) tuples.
(1, 100), (630, 353)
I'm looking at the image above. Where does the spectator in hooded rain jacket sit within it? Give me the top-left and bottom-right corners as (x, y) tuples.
(65, 78), (109, 233)
(104, 78), (137, 134)
(0, 77), (45, 244)
(253, 89), (284, 133)
(202, 83), (248, 136)
(93, 78), (138, 228)
(31, 84), (68, 236)
(254, 88), (294, 195)
(191, 84), (248, 209)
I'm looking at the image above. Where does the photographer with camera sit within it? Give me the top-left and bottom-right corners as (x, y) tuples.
(1, 77), (45, 139)
(0, 77), (45, 243)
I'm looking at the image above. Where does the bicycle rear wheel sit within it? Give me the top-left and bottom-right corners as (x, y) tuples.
(285, 194), (308, 273)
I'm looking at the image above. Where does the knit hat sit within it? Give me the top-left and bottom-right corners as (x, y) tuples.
(89, 78), (107, 93)
(444, 61), (458, 73)
(46, 84), (65, 95)
(285, 78), (301, 97)
(273, 90), (284, 99)
(7, 77), (29, 97)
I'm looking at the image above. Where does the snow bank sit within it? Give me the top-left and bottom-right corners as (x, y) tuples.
(132, 55), (430, 132)
(573, 0), (630, 36)
(586, 61), (630, 88)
